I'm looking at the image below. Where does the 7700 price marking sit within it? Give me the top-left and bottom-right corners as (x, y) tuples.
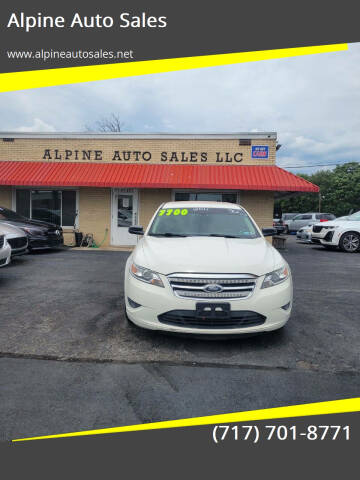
(212, 425), (350, 443)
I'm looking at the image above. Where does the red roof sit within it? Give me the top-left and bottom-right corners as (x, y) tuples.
(0, 161), (319, 192)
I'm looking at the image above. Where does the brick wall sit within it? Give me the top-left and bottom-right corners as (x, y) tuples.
(240, 191), (274, 242)
(78, 187), (111, 247)
(139, 189), (172, 228)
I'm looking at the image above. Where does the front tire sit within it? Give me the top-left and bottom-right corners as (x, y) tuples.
(339, 232), (360, 253)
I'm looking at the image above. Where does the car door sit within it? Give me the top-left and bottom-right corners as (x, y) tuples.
(288, 214), (302, 231)
(296, 214), (313, 230)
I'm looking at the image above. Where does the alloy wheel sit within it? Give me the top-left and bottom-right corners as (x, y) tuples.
(342, 233), (360, 252)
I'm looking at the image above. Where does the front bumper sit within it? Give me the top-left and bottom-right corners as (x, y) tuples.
(0, 245), (11, 267)
(125, 269), (293, 335)
(311, 229), (338, 246)
(296, 230), (312, 242)
(28, 234), (64, 250)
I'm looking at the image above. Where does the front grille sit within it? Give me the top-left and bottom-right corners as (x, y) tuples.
(7, 237), (27, 249)
(312, 226), (323, 233)
(0, 235), (4, 249)
(30, 238), (63, 248)
(158, 310), (266, 329)
(167, 273), (257, 299)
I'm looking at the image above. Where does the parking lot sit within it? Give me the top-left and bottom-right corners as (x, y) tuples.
(1, 236), (359, 440)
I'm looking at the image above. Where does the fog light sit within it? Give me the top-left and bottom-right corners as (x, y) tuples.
(281, 302), (291, 311)
(128, 297), (141, 308)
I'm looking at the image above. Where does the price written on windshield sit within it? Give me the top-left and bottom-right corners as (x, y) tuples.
(158, 208), (188, 216)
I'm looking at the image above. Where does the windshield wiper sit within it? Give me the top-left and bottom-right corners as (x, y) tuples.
(149, 233), (188, 237)
(207, 234), (242, 238)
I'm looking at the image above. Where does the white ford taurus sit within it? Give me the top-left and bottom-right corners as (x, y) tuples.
(124, 202), (293, 335)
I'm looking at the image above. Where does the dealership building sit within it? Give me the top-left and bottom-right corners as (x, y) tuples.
(0, 132), (319, 247)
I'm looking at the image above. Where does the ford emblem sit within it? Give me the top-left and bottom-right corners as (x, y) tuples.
(204, 283), (223, 293)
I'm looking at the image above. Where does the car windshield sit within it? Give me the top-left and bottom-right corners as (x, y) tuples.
(0, 207), (27, 222)
(148, 206), (260, 238)
(347, 211), (360, 221)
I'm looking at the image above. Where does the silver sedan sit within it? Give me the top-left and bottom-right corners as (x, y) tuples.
(296, 224), (314, 243)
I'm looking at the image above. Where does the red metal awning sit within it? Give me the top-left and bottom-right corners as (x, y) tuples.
(0, 161), (319, 192)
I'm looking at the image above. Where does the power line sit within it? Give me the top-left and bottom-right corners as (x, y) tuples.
(279, 160), (359, 169)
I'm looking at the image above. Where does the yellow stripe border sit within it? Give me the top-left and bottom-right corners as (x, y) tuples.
(0, 43), (347, 92)
(13, 397), (360, 442)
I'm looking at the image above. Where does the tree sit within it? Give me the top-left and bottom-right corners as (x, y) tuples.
(275, 162), (360, 216)
(85, 113), (124, 132)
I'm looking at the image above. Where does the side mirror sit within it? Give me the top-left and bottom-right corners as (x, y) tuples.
(128, 226), (144, 235)
(262, 227), (278, 237)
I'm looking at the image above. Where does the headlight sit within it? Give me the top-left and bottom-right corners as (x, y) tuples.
(261, 265), (289, 289)
(22, 227), (44, 236)
(130, 262), (164, 288)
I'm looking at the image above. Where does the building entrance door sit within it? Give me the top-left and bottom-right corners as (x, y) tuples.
(111, 189), (139, 246)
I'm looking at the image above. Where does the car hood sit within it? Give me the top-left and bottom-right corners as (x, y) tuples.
(314, 220), (358, 228)
(133, 236), (284, 276)
(0, 222), (26, 236)
(0, 218), (58, 230)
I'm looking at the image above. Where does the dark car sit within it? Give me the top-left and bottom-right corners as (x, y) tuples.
(273, 218), (285, 234)
(0, 206), (63, 251)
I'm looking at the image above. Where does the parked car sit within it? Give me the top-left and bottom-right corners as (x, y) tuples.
(311, 210), (360, 252)
(296, 224), (313, 243)
(281, 213), (300, 233)
(273, 218), (285, 234)
(0, 223), (28, 256)
(0, 206), (63, 251)
(286, 213), (335, 233)
(124, 201), (292, 336)
(0, 234), (11, 267)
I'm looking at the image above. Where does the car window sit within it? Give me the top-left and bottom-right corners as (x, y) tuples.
(300, 215), (312, 220)
(292, 214), (302, 220)
(149, 207), (260, 238)
(316, 214), (335, 220)
(283, 214), (299, 220)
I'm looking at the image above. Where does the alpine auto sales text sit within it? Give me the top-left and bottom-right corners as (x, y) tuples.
(42, 150), (244, 163)
(6, 12), (168, 33)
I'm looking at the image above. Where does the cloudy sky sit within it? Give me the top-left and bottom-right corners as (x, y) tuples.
(1, 43), (359, 173)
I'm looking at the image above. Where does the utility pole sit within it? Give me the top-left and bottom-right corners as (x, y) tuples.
(318, 192), (321, 213)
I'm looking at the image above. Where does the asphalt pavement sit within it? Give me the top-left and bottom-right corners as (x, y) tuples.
(0, 236), (359, 440)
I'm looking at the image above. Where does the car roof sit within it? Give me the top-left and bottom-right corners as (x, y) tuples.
(162, 201), (243, 209)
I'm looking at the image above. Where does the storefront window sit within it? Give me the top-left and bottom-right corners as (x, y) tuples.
(31, 190), (61, 225)
(15, 190), (30, 218)
(174, 192), (238, 203)
(15, 189), (77, 227)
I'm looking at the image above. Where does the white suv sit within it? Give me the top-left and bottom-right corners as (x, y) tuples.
(311, 210), (360, 252)
(124, 201), (293, 336)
